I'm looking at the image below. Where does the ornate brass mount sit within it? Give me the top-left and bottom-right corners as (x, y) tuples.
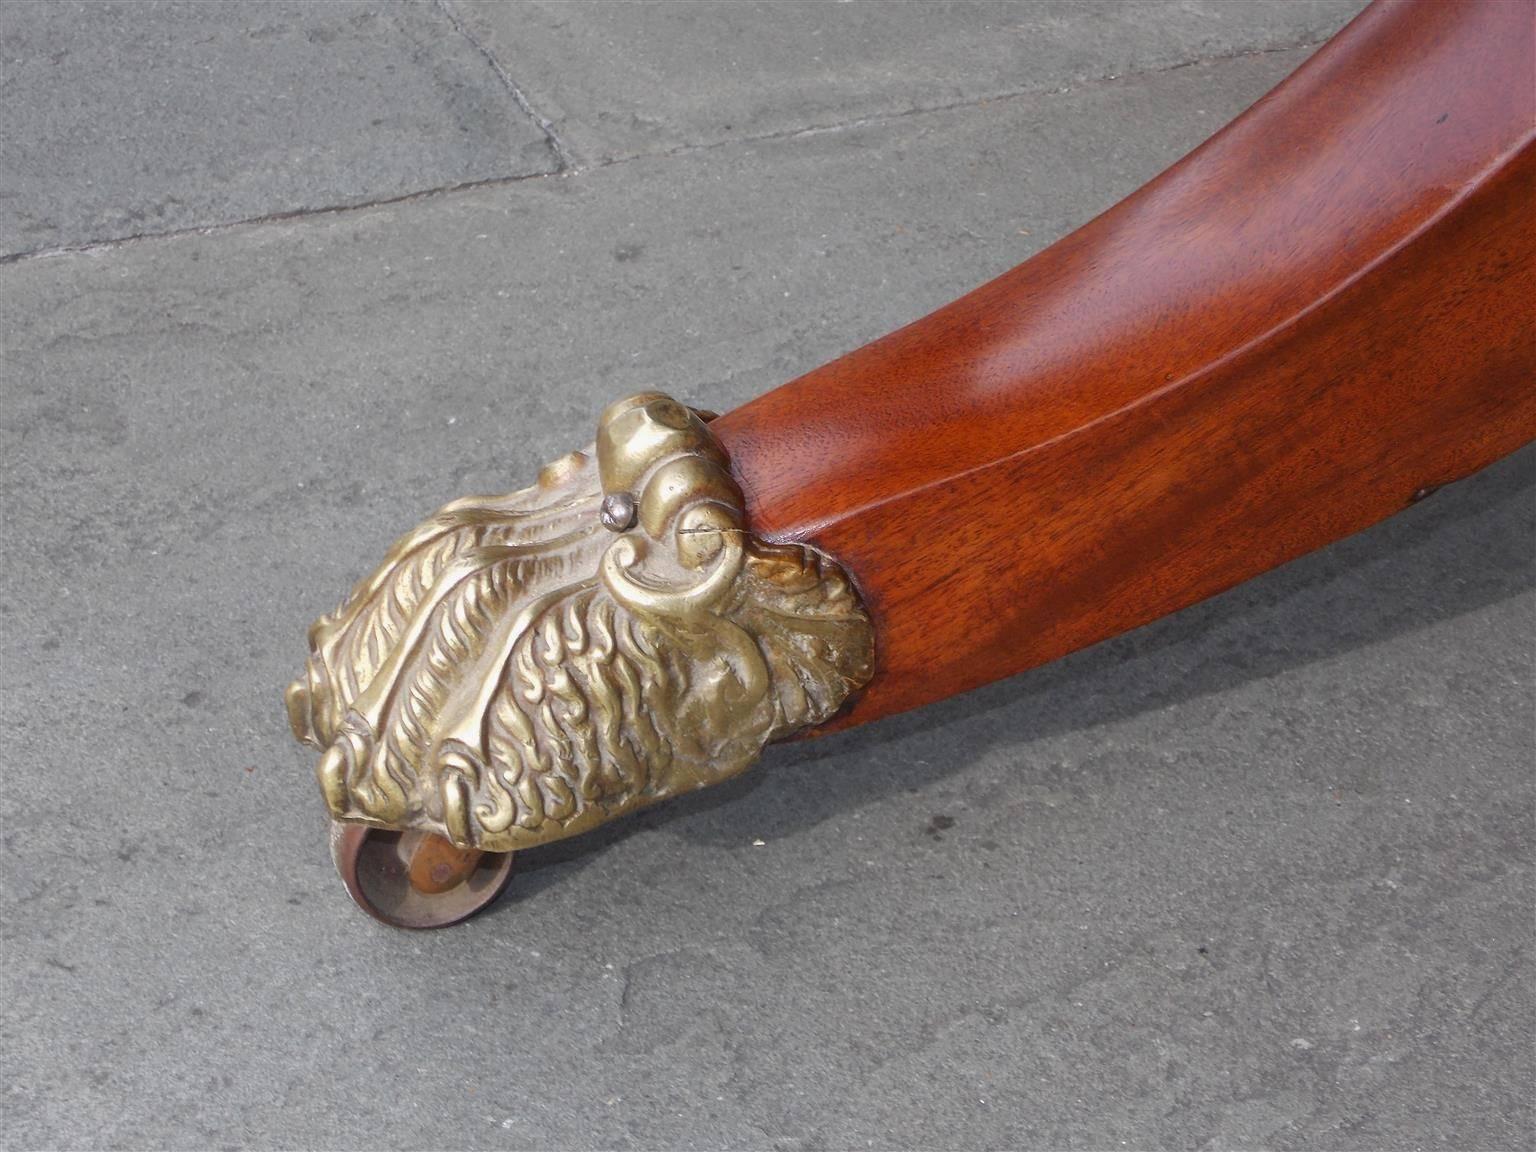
(287, 393), (874, 925)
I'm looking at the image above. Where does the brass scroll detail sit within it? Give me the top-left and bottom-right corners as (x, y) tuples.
(286, 393), (874, 852)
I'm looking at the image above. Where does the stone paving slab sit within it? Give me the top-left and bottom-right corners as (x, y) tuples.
(2, 14), (1531, 1152)
(450, 0), (1367, 163)
(0, 0), (557, 257)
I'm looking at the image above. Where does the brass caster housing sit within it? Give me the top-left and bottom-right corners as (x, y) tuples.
(289, 393), (874, 924)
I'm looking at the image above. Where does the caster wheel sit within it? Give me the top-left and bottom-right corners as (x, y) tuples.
(330, 823), (515, 929)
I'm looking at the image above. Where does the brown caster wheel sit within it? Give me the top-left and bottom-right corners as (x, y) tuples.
(329, 823), (515, 929)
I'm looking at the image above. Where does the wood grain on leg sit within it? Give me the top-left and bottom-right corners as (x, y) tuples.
(713, 0), (1536, 727)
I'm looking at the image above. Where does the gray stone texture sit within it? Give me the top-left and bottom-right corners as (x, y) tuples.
(5, 2), (1533, 1149)
(0, 0), (557, 256)
(449, 0), (1368, 162)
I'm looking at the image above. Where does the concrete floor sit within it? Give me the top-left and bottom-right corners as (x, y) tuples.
(3, 2), (1531, 1148)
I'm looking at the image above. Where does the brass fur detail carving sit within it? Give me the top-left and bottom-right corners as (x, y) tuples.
(287, 393), (874, 851)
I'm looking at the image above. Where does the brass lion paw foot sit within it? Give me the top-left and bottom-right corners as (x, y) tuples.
(288, 393), (874, 925)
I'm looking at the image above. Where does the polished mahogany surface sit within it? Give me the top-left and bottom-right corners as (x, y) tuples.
(712, 0), (1536, 727)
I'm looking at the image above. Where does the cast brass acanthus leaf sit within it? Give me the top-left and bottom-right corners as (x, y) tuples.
(286, 393), (875, 852)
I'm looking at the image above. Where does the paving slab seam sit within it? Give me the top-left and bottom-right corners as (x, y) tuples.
(485, 34), (1343, 171)
(0, 169), (570, 268)
(0, 32), (1334, 269)
(435, 0), (578, 172)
